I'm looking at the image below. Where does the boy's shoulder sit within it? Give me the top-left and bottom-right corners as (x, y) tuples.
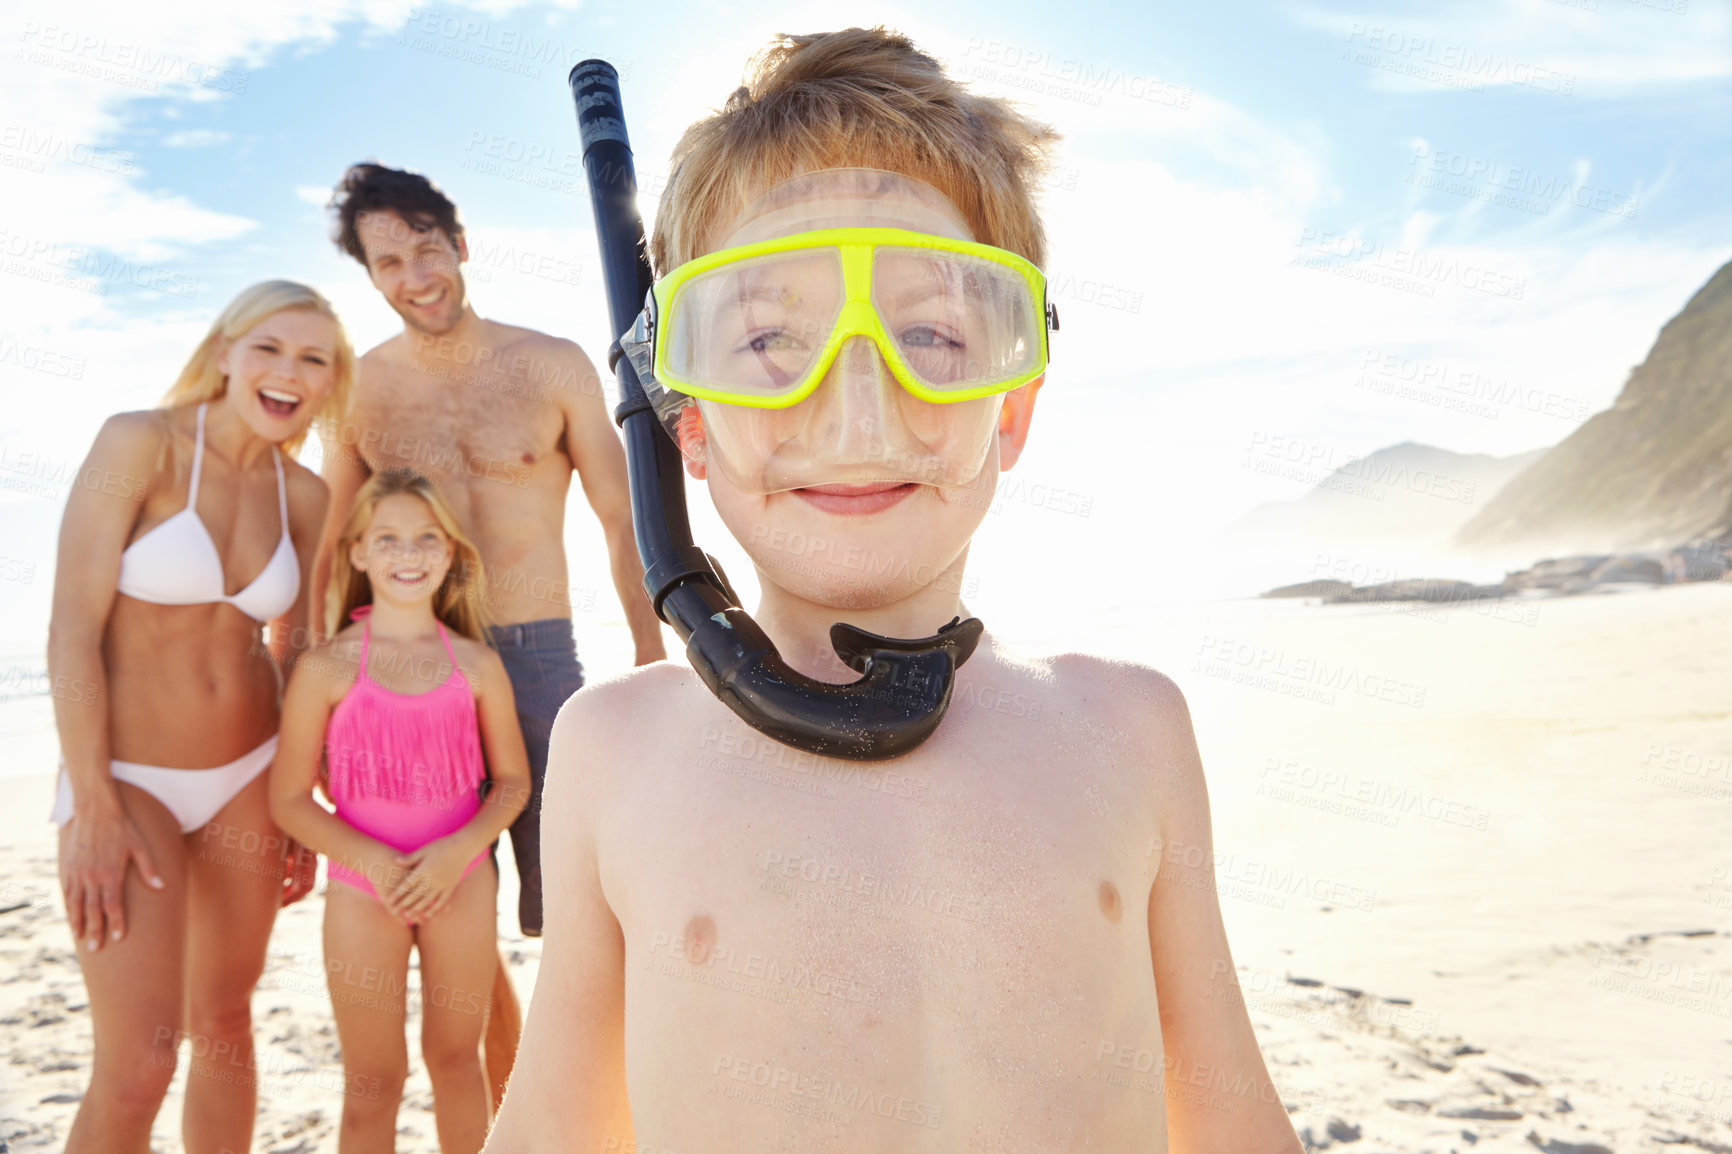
(978, 645), (1204, 800)
(544, 661), (709, 802)
(554, 659), (707, 738)
(553, 646), (1193, 766)
(552, 646), (1190, 726)
(982, 642), (1191, 733)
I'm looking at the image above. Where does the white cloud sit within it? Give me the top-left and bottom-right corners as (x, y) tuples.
(162, 128), (233, 147)
(1291, 0), (1732, 96)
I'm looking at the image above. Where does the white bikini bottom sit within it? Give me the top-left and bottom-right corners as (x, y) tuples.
(50, 734), (279, 835)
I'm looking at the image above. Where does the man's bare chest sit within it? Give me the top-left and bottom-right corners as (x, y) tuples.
(347, 369), (561, 484)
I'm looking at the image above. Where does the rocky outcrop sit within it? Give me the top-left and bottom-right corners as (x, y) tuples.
(1263, 580), (1355, 599)
(1260, 539), (1731, 604)
(1327, 578), (1503, 605)
(1234, 442), (1547, 549)
(1456, 258), (1732, 553)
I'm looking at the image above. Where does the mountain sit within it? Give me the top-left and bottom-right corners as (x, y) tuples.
(1455, 258), (1732, 554)
(1232, 441), (1548, 548)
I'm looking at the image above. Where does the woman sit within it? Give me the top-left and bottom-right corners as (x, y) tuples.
(46, 279), (352, 1153)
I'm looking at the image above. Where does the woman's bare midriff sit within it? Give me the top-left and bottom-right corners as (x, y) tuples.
(102, 595), (281, 767)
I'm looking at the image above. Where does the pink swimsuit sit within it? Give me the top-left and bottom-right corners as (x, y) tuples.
(324, 612), (489, 901)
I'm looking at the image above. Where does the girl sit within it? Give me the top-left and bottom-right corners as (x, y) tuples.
(271, 468), (530, 1154)
(48, 279), (348, 1154)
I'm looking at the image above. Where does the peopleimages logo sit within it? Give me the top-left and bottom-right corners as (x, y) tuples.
(398, 9), (633, 80)
(961, 38), (1193, 109)
(1341, 24), (1576, 96)
(0, 338), (86, 380)
(1354, 349), (1591, 425)
(17, 23), (249, 93)
(1293, 228), (1526, 301)
(0, 124), (135, 175)
(1407, 143), (1639, 220)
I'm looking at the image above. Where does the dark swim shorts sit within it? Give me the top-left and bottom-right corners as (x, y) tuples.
(487, 617), (585, 937)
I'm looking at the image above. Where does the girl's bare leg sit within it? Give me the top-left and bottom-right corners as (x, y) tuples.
(325, 881), (414, 1154)
(59, 783), (187, 1154)
(180, 772), (285, 1154)
(416, 862), (500, 1154)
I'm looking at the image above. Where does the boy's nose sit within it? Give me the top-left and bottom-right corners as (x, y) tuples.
(814, 336), (898, 463)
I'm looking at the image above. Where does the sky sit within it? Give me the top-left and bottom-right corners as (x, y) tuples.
(0, 0), (1729, 659)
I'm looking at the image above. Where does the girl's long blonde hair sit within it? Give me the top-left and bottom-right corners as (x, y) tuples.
(326, 469), (493, 643)
(160, 279), (354, 457)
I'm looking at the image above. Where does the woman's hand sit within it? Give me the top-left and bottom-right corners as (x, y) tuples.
(390, 836), (475, 922)
(279, 838), (319, 907)
(58, 800), (164, 952)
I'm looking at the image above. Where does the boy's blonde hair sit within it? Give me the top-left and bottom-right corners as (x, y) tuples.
(160, 279), (354, 457)
(326, 468), (493, 643)
(650, 27), (1060, 273)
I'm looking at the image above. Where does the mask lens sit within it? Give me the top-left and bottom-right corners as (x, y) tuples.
(647, 227), (1041, 495)
(664, 248), (843, 401)
(871, 247), (1041, 394)
(694, 382), (1005, 495)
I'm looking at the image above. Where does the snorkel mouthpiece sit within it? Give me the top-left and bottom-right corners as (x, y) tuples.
(570, 59), (984, 761)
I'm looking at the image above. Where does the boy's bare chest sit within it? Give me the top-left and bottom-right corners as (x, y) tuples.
(602, 710), (1160, 1005)
(599, 703), (1170, 1148)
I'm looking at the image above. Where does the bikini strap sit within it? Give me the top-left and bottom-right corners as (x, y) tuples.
(270, 446), (289, 540)
(187, 402), (207, 508)
(435, 621), (460, 669)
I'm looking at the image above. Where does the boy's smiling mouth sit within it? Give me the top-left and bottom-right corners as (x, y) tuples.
(792, 481), (917, 515)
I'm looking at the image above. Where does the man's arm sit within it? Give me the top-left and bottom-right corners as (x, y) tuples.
(308, 402), (371, 645)
(481, 689), (633, 1150)
(555, 340), (666, 665)
(1138, 671), (1305, 1154)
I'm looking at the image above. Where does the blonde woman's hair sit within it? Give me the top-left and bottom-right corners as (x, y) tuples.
(650, 27), (1060, 273)
(160, 279), (354, 457)
(326, 469), (493, 643)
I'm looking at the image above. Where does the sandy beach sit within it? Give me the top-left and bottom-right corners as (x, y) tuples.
(3, 582), (1729, 1153)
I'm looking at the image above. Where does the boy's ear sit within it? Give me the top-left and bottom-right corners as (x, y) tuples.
(676, 404), (707, 480)
(995, 377), (1043, 471)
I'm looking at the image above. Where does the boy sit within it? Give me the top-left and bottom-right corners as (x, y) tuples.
(487, 28), (1303, 1153)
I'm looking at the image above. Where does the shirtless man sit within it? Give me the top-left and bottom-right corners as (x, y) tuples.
(485, 29), (1304, 1154)
(313, 163), (665, 1100)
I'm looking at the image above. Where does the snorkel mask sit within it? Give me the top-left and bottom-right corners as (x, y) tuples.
(570, 60), (1054, 761)
(620, 168), (1056, 495)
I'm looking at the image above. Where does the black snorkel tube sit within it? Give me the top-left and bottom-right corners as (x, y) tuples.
(568, 59), (983, 761)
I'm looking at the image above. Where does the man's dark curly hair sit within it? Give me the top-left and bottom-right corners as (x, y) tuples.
(330, 162), (464, 268)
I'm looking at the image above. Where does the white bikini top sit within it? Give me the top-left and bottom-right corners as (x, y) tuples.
(116, 402), (300, 623)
